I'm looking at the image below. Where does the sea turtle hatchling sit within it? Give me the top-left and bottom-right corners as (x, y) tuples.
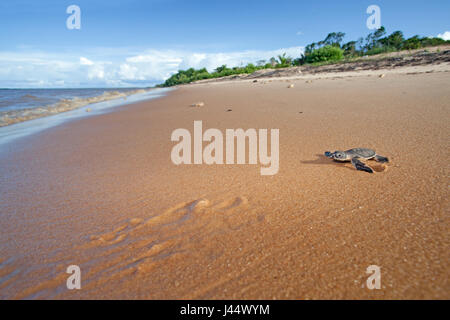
(324, 148), (389, 173)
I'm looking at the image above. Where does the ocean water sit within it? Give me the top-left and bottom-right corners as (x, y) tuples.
(0, 88), (157, 127)
(0, 87), (171, 146)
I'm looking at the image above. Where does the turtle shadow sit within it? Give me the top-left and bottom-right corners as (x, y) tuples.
(300, 154), (355, 171)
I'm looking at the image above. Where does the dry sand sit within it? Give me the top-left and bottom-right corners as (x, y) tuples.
(0, 67), (449, 299)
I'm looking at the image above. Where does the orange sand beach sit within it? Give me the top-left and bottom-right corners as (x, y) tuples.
(0, 66), (449, 299)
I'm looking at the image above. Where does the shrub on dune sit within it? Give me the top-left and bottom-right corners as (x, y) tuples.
(305, 45), (344, 63)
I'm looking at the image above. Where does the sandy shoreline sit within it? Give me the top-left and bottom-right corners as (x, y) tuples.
(0, 67), (449, 299)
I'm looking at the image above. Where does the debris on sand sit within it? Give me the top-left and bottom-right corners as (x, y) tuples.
(379, 74), (386, 78)
(191, 102), (205, 107)
(287, 84), (294, 88)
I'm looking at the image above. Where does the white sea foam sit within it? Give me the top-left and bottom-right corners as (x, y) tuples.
(0, 88), (172, 147)
(0, 89), (150, 127)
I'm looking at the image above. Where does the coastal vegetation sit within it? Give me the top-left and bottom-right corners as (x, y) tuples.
(159, 27), (449, 87)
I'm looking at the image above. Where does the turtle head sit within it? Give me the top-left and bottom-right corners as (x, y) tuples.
(324, 150), (348, 161)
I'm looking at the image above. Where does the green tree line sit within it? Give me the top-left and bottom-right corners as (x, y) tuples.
(159, 28), (449, 87)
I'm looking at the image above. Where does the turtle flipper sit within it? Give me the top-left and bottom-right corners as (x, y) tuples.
(351, 157), (373, 173)
(374, 155), (389, 163)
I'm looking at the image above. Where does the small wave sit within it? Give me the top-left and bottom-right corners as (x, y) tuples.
(0, 89), (149, 127)
(21, 94), (40, 100)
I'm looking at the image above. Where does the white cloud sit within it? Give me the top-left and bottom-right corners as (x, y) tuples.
(87, 66), (105, 80)
(79, 57), (108, 80)
(437, 31), (450, 41)
(118, 63), (138, 80)
(79, 57), (94, 65)
(0, 46), (304, 88)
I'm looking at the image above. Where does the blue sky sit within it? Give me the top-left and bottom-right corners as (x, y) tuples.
(0, 0), (449, 88)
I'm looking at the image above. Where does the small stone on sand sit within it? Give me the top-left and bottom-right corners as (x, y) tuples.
(287, 84), (294, 88)
(379, 74), (385, 78)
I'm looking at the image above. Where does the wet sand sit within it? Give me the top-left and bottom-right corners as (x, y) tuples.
(0, 69), (449, 299)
